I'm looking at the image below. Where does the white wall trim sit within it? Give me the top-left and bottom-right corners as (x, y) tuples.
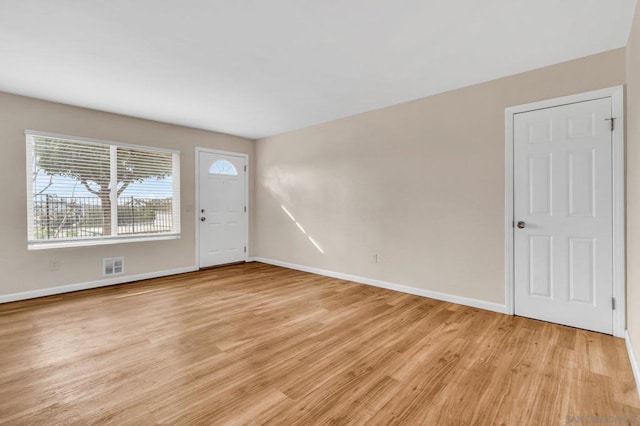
(504, 85), (626, 337)
(249, 257), (506, 314)
(625, 330), (640, 400)
(195, 148), (249, 268)
(0, 265), (198, 304)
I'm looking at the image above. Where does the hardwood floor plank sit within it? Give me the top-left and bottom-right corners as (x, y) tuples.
(0, 262), (637, 425)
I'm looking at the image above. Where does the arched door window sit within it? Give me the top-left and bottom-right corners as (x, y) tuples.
(209, 159), (238, 176)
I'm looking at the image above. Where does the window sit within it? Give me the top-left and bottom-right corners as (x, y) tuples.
(26, 131), (180, 249)
(209, 159), (238, 175)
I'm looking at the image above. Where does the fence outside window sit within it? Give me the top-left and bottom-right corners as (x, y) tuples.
(32, 194), (173, 240)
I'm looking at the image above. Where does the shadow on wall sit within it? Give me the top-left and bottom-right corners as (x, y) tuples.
(262, 165), (325, 255)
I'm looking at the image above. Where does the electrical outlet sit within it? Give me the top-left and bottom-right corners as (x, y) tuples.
(49, 259), (61, 271)
(372, 254), (378, 264)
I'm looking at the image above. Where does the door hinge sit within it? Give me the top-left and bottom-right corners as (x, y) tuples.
(612, 297), (616, 310)
(606, 118), (615, 132)
(244, 206), (247, 213)
(244, 165), (247, 172)
(244, 246), (247, 253)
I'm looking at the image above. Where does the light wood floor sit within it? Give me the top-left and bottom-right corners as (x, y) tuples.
(0, 263), (638, 425)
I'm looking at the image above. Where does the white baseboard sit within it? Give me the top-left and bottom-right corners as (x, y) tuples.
(249, 257), (506, 314)
(0, 266), (198, 304)
(625, 330), (640, 400)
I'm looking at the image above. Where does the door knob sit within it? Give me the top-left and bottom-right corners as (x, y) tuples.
(200, 217), (206, 222)
(516, 221), (525, 229)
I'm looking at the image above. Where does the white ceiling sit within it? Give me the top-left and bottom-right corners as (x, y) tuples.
(0, 1), (637, 139)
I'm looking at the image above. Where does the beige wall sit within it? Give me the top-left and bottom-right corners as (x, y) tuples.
(0, 92), (254, 298)
(255, 48), (626, 305)
(0, 46), (630, 315)
(627, 5), (640, 373)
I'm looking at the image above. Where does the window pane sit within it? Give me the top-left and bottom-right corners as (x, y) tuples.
(30, 137), (110, 240)
(116, 147), (174, 236)
(209, 159), (238, 175)
(26, 132), (181, 247)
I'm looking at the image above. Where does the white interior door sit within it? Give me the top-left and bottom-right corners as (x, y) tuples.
(513, 97), (613, 334)
(198, 151), (247, 267)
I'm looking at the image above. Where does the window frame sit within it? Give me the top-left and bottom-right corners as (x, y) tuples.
(25, 130), (181, 250)
(209, 159), (239, 176)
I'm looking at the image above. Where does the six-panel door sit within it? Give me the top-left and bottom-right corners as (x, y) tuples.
(513, 98), (613, 334)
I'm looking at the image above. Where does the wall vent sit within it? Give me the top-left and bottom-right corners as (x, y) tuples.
(103, 257), (124, 276)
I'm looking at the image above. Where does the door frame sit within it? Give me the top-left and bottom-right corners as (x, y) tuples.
(195, 147), (249, 268)
(504, 85), (625, 337)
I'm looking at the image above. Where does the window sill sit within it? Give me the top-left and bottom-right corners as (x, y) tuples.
(27, 234), (180, 250)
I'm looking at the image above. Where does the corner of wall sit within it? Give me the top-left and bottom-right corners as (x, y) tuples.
(625, 0), (640, 399)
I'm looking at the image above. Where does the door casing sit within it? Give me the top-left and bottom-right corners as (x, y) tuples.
(195, 147), (249, 268)
(504, 86), (625, 337)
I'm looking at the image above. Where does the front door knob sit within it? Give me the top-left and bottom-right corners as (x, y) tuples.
(517, 221), (525, 229)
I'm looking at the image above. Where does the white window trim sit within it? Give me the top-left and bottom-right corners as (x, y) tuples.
(25, 129), (180, 154)
(504, 85), (625, 338)
(28, 234), (180, 250)
(25, 130), (181, 250)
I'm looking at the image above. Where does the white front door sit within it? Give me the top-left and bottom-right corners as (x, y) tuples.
(198, 151), (247, 267)
(513, 97), (613, 334)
